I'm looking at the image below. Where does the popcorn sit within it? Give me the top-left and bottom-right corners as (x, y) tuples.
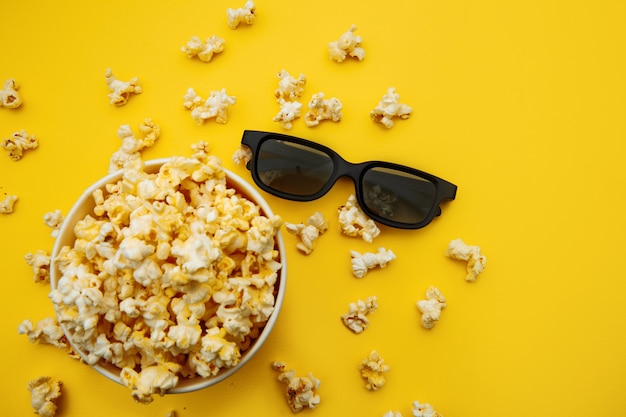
(1, 129), (38, 160)
(273, 99), (302, 130)
(227, 0), (256, 29)
(104, 68), (142, 106)
(0, 194), (18, 213)
(27, 376), (62, 417)
(182, 35), (225, 62)
(18, 317), (68, 350)
(338, 194), (380, 242)
(25, 250), (51, 283)
(271, 361), (321, 412)
(412, 400), (444, 417)
(341, 295), (378, 333)
(359, 350), (389, 391)
(350, 247), (395, 278)
(49, 146), (283, 402)
(446, 238), (487, 282)
(284, 211), (328, 255)
(370, 87), (413, 128)
(43, 209), (64, 238)
(328, 24), (365, 62)
(183, 87), (236, 125)
(274, 70), (306, 102)
(232, 145), (253, 166)
(383, 412), (403, 417)
(416, 286), (446, 329)
(108, 118), (161, 173)
(304, 92), (343, 127)
(1, 78), (22, 108)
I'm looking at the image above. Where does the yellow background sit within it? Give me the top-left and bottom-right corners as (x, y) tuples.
(2, 0), (625, 416)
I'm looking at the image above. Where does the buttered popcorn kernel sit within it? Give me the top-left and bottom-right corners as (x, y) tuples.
(446, 238), (487, 282)
(43, 209), (64, 238)
(2, 129), (38, 160)
(274, 70), (307, 102)
(338, 194), (380, 242)
(304, 92), (343, 127)
(0, 194), (18, 213)
(27, 376), (62, 417)
(328, 24), (365, 62)
(18, 317), (69, 350)
(232, 145), (253, 166)
(350, 247), (396, 279)
(360, 350), (389, 391)
(370, 87), (413, 128)
(182, 35), (225, 62)
(416, 286), (446, 329)
(109, 118), (161, 173)
(272, 361), (321, 413)
(341, 295), (378, 333)
(284, 211), (328, 255)
(183, 88), (236, 125)
(227, 0), (256, 29)
(105, 68), (142, 106)
(25, 250), (51, 283)
(273, 99), (302, 130)
(49, 146), (283, 403)
(1, 78), (22, 108)
(413, 400), (444, 417)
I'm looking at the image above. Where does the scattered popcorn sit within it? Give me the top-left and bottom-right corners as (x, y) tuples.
(350, 247), (395, 279)
(105, 68), (142, 106)
(274, 70), (307, 102)
(271, 361), (321, 412)
(338, 194), (380, 242)
(370, 87), (413, 128)
(183, 87), (236, 125)
(108, 118), (161, 173)
(25, 250), (51, 283)
(1, 129), (38, 160)
(284, 211), (328, 255)
(43, 209), (64, 238)
(27, 376), (62, 417)
(328, 24), (365, 62)
(1, 78), (22, 108)
(227, 0), (256, 29)
(49, 146), (283, 403)
(359, 350), (389, 391)
(232, 144), (253, 166)
(341, 295), (378, 333)
(416, 286), (446, 329)
(446, 238), (487, 282)
(273, 99), (302, 130)
(18, 317), (68, 350)
(412, 400), (444, 417)
(182, 35), (225, 62)
(383, 412), (403, 417)
(0, 194), (18, 213)
(304, 92), (343, 127)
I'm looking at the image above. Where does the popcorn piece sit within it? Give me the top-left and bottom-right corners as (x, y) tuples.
(27, 376), (62, 417)
(341, 295), (378, 333)
(383, 412), (403, 417)
(359, 350), (389, 391)
(1, 130), (38, 160)
(271, 361), (321, 412)
(18, 318), (68, 350)
(370, 87), (413, 128)
(232, 145), (253, 166)
(284, 211), (328, 255)
(25, 250), (51, 283)
(446, 238), (487, 282)
(338, 194), (380, 242)
(0, 194), (18, 213)
(350, 247), (395, 279)
(416, 286), (446, 329)
(274, 70), (306, 102)
(108, 118), (161, 173)
(43, 209), (64, 238)
(183, 88), (236, 125)
(1, 78), (22, 108)
(412, 400), (444, 417)
(227, 1), (256, 29)
(105, 68), (142, 106)
(273, 99), (302, 130)
(304, 92), (342, 127)
(120, 363), (180, 404)
(328, 24), (365, 62)
(182, 35), (225, 62)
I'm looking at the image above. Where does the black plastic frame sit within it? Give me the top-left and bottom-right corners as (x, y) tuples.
(241, 130), (458, 229)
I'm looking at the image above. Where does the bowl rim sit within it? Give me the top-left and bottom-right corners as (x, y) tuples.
(50, 157), (287, 394)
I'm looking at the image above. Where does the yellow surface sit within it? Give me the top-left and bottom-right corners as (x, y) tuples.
(2, 0), (625, 415)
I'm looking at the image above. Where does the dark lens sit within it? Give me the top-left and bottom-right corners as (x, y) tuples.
(256, 139), (334, 197)
(361, 167), (437, 225)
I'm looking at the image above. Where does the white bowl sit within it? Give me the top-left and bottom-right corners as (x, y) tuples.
(50, 158), (287, 394)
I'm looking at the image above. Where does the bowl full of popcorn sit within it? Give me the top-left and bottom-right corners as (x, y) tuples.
(49, 149), (287, 403)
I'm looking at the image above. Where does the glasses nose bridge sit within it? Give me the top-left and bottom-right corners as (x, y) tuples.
(333, 157), (367, 189)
